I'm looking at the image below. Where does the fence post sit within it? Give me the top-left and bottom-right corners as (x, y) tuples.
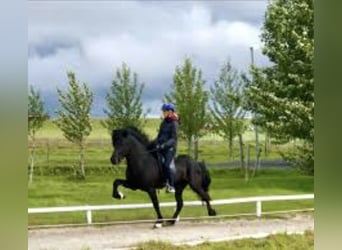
(86, 207), (92, 224)
(256, 200), (262, 218)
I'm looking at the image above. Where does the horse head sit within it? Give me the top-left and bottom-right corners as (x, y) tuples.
(110, 129), (129, 165)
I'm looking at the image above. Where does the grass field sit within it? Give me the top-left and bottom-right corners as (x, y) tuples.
(34, 119), (263, 141)
(28, 168), (313, 225)
(135, 231), (314, 250)
(29, 118), (295, 172)
(28, 119), (312, 226)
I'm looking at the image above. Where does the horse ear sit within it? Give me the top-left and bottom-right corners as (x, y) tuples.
(112, 130), (118, 139)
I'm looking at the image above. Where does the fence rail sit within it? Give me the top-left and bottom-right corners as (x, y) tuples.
(28, 194), (314, 225)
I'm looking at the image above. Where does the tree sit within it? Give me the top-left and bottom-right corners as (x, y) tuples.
(28, 85), (48, 184)
(210, 60), (247, 160)
(246, 0), (314, 174)
(165, 58), (209, 159)
(55, 71), (93, 178)
(102, 63), (148, 131)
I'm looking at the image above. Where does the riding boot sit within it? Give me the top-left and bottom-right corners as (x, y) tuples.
(165, 171), (175, 193)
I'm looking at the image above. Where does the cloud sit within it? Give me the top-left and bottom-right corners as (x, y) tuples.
(28, 1), (269, 117)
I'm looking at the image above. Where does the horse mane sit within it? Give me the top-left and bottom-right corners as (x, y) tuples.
(125, 126), (152, 148)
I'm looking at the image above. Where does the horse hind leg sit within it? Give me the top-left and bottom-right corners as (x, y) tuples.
(204, 194), (217, 216)
(189, 184), (217, 216)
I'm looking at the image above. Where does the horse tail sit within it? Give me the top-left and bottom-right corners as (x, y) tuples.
(181, 156), (211, 192)
(199, 161), (211, 192)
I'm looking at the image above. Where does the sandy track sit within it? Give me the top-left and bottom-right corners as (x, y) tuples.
(28, 214), (313, 250)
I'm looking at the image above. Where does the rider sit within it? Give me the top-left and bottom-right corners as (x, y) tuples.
(156, 103), (179, 193)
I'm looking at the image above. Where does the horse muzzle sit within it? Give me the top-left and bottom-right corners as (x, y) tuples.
(110, 154), (121, 165)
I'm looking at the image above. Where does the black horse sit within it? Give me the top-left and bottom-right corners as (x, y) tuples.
(110, 126), (216, 228)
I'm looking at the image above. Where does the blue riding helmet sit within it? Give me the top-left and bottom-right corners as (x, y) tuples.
(161, 103), (175, 112)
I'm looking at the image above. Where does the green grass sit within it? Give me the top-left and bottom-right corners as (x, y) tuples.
(28, 118), (299, 180)
(32, 118), (300, 152)
(28, 168), (313, 226)
(32, 118), (287, 145)
(30, 139), (286, 174)
(35, 118), (163, 140)
(29, 117), (292, 170)
(135, 231), (314, 250)
(28, 119), (311, 226)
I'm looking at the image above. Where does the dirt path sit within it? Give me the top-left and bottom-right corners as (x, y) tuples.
(28, 214), (314, 250)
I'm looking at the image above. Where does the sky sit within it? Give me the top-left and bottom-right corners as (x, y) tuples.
(28, 0), (270, 117)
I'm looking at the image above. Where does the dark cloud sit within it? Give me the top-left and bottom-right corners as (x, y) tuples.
(28, 1), (270, 117)
(29, 39), (79, 59)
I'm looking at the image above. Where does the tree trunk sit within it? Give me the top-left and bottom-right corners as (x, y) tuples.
(254, 123), (260, 171)
(194, 136), (199, 160)
(46, 140), (50, 168)
(264, 132), (270, 157)
(228, 129), (233, 160)
(238, 134), (245, 177)
(256, 146), (261, 172)
(187, 136), (193, 158)
(29, 140), (35, 185)
(251, 145), (258, 180)
(79, 141), (85, 178)
(246, 144), (250, 182)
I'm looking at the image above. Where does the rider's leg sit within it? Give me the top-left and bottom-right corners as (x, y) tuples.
(163, 148), (175, 192)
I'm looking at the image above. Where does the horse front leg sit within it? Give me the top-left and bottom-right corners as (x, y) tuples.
(147, 188), (164, 228)
(112, 179), (129, 199)
(167, 184), (186, 225)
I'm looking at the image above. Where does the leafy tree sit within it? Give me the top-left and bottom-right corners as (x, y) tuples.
(165, 58), (209, 159)
(55, 71), (93, 178)
(246, 0), (314, 174)
(28, 85), (48, 184)
(102, 63), (148, 131)
(210, 60), (247, 160)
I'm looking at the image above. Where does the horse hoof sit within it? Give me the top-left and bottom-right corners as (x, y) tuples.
(153, 223), (163, 229)
(166, 216), (179, 226)
(209, 209), (217, 216)
(113, 192), (125, 200)
(118, 192), (125, 199)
